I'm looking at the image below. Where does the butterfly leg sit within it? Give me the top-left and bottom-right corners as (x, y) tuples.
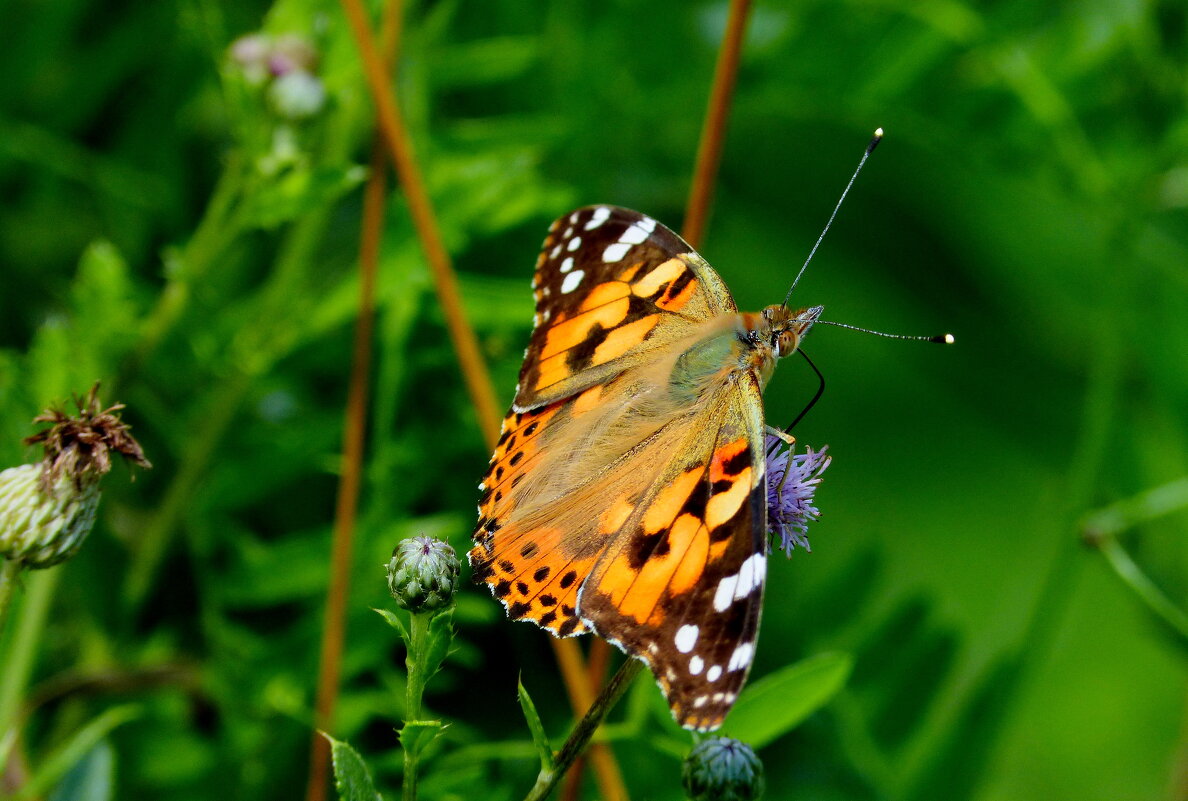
(765, 425), (795, 446)
(765, 426), (799, 496)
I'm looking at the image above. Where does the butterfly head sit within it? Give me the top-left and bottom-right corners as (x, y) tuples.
(761, 304), (823, 358)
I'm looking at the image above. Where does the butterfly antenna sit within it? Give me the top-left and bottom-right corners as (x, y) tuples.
(783, 128), (884, 308)
(813, 319), (955, 344)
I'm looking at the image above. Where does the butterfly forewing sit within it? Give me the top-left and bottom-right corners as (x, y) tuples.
(515, 206), (735, 411)
(470, 206), (772, 732)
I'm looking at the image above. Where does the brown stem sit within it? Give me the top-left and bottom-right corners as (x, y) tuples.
(304, 5), (403, 801)
(682, 0), (753, 250)
(560, 640), (614, 801)
(337, 0), (502, 446)
(334, 1), (629, 798)
(560, 4), (754, 797)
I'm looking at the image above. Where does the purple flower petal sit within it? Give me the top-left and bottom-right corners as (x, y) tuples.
(765, 434), (831, 557)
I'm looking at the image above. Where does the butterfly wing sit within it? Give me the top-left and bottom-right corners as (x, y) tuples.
(470, 206), (768, 731)
(578, 372), (767, 731)
(514, 205), (735, 411)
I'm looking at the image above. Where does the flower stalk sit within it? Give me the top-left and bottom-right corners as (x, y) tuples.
(381, 536), (459, 801)
(524, 659), (644, 801)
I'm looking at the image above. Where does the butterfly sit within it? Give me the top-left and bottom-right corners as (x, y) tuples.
(469, 205), (821, 731)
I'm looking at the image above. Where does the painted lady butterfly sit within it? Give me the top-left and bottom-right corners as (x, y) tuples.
(469, 206), (821, 731)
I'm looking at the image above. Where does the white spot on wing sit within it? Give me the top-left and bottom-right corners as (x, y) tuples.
(585, 206), (611, 230)
(714, 574), (738, 612)
(603, 242), (631, 263)
(734, 553), (766, 601)
(706, 665), (722, 682)
(728, 642), (753, 672)
(675, 624), (699, 654)
(569, 211), (579, 224)
(619, 218), (655, 245)
(560, 256), (574, 273)
(693, 695), (708, 708)
(689, 655), (704, 675)
(567, 236), (582, 252)
(551, 244), (562, 259)
(560, 270), (584, 294)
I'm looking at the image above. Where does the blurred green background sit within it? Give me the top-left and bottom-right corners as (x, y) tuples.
(2, 0), (1186, 799)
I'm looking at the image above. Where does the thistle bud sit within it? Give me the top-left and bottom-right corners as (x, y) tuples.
(0, 384), (149, 569)
(681, 737), (765, 801)
(387, 536), (460, 613)
(0, 464), (99, 568)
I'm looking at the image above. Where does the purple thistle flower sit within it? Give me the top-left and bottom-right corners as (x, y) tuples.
(765, 433), (831, 556)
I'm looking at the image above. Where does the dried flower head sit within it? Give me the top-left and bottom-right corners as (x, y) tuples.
(25, 383), (151, 492)
(765, 433), (830, 556)
(1, 384), (149, 569)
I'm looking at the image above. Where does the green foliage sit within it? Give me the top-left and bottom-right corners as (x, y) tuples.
(325, 733), (384, 801)
(1, 0), (1186, 799)
(516, 678), (553, 774)
(723, 652), (852, 749)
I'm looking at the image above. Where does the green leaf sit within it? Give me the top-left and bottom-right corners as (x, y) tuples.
(422, 607), (455, 681)
(15, 706), (139, 801)
(241, 164), (367, 229)
(322, 733), (383, 801)
(399, 720), (446, 758)
(374, 607), (409, 641)
(517, 677), (554, 772)
(427, 37), (539, 88)
(723, 652), (853, 749)
(48, 740), (113, 801)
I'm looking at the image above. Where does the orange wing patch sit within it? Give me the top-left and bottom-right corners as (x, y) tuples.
(471, 402), (595, 637)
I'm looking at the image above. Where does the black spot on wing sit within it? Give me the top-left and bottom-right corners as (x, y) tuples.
(627, 526), (671, 570)
(565, 322), (610, 372)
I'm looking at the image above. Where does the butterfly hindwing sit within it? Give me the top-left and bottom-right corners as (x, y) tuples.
(578, 374), (767, 731)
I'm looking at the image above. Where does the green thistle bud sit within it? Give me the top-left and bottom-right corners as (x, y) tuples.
(0, 384), (149, 570)
(387, 536), (459, 613)
(0, 464), (100, 568)
(681, 737), (765, 801)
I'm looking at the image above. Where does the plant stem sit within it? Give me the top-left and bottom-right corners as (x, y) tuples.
(335, 1), (628, 796)
(0, 561), (21, 636)
(305, 1), (399, 785)
(337, 0), (502, 444)
(683, 0), (753, 250)
(401, 611), (432, 801)
(406, 612), (429, 721)
(524, 659), (643, 801)
(0, 569), (60, 766)
(1091, 534), (1188, 641)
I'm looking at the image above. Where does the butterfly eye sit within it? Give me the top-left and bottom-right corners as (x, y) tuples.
(776, 330), (799, 357)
